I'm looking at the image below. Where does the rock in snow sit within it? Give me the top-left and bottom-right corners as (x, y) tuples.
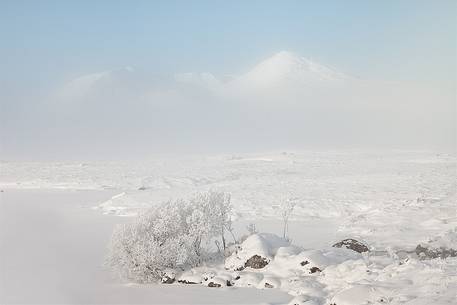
(177, 271), (202, 284)
(415, 228), (457, 259)
(245, 255), (269, 269)
(204, 276), (228, 288)
(332, 238), (370, 253)
(415, 244), (457, 259)
(225, 233), (290, 271)
(160, 269), (176, 284)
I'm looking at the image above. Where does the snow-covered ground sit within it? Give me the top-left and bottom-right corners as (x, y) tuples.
(0, 190), (291, 304)
(1, 150), (456, 304)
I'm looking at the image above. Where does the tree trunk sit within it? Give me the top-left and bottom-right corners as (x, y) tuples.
(221, 228), (226, 250)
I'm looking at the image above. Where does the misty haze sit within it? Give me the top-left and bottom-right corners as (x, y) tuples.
(1, 1), (456, 305)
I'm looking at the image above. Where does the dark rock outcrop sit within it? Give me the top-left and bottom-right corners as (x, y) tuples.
(415, 244), (457, 259)
(264, 282), (274, 288)
(207, 281), (222, 288)
(177, 279), (199, 284)
(309, 266), (322, 274)
(245, 255), (269, 269)
(332, 239), (369, 253)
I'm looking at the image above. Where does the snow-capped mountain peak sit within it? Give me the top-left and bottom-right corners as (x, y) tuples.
(174, 72), (221, 88)
(239, 51), (348, 86)
(59, 67), (134, 99)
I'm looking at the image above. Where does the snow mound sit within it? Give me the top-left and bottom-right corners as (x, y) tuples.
(225, 233), (290, 270)
(330, 285), (388, 305)
(225, 233), (362, 280)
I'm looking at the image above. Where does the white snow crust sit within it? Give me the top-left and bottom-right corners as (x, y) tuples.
(1, 150), (456, 304)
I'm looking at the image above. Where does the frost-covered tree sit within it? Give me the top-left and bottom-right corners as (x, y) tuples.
(106, 191), (232, 282)
(106, 200), (189, 282)
(186, 191), (232, 259)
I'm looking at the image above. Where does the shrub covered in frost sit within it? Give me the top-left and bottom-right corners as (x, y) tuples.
(106, 191), (232, 282)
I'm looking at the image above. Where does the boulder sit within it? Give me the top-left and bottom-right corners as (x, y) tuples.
(415, 244), (457, 259)
(204, 276), (227, 288)
(309, 266), (321, 274)
(332, 239), (369, 253)
(245, 255), (269, 269)
(178, 279), (198, 284)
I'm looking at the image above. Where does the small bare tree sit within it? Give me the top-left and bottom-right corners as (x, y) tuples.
(280, 197), (298, 240)
(246, 223), (257, 235)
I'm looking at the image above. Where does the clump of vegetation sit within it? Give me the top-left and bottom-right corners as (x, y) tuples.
(106, 191), (232, 283)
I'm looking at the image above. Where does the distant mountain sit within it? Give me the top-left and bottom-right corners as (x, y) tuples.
(174, 72), (221, 89)
(233, 51), (349, 88)
(57, 51), (351, 100)
(59, 66), (134, 100)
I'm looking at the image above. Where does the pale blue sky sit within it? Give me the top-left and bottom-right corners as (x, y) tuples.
(1, 0), (456, 88)
(1, 1), (456, 159)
